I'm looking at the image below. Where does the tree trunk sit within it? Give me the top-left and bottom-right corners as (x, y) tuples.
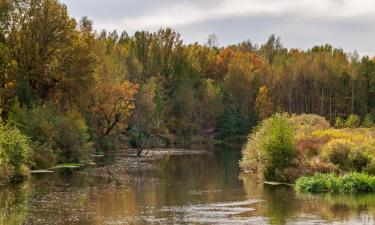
(137, 131), (143, 157)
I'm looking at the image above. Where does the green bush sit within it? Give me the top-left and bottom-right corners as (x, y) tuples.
(362, 114), (375, 128)
(295, 172), (375, 193)
(335, 116), (345, 128)
(345, 114), (360, 128)
(217, 107), (253, 139)
(9, 102), (91, 165)
(0, 122), (30, 182)
(321, 138), (374, 172)
(240, 113), (294, 182)
(97, 135), (117, 154)
(365, 161), (375, 174)
(295, 173), (339, 193)
(350, 150), (372, 172)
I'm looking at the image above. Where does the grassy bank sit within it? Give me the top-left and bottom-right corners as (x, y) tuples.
(295, 173), (375, 193)
(240, 113), (375, 193)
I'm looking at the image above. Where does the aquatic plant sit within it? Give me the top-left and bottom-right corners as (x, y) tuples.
(295, 172), (375, 193)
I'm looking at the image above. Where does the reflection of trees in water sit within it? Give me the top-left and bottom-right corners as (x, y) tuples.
(10, 152), (374, 225)
(151, 151), (244, 203)
(296, 192), (375, 222)
(240, 173), (375, 225)
(0, 184), (29, 225)
(240, 173), (295, 225)
(0, 173), (102, 224)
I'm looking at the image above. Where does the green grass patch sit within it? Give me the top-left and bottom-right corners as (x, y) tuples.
(295, 172), (375, 193)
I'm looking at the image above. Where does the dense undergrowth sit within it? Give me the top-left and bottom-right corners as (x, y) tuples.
(2, 0), (375, 184)
(0, 122), (29, 183)
(240, 113), (375, 193)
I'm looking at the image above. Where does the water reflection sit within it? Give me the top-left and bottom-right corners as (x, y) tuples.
(0, 184), (29, 225)
(0, 149), (374, 224)
(240, 173), (375, 225)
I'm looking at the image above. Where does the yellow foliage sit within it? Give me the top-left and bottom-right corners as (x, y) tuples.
(312, 129), (375, 144)
(91, 80), (138, 136)
(256, 86), (273, 120)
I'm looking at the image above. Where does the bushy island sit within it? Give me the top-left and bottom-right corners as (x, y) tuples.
(240, 113), (375, 193)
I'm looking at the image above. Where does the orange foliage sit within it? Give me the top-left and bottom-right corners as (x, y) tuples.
(213, 48), (263, 81)
(91, 81), (138, 136)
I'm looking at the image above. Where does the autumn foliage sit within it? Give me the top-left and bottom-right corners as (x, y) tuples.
(1, 0), (375, 182)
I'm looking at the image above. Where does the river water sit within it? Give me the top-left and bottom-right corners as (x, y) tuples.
(1, 149), (375, 224)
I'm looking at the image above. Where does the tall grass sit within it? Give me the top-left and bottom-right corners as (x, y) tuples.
(295, 173), (375, 193)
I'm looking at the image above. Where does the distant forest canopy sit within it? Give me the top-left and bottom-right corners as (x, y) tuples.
(1, 0), (375, 153)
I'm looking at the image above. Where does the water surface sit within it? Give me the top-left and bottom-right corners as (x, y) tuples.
(1, 149), (375, 224)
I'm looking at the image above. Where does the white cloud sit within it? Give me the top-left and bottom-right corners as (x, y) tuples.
(94, 0), (375, 31)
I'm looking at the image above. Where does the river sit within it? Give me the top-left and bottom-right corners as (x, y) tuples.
(1, 148), (375, 224)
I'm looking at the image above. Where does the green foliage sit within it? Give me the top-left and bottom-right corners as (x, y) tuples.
(321, 138), (374, 173)
(217, 107), (251, 139)
(335, 116), (345, 128)
(362, 114), (375, 128)
(2, 0), (375, 175)
(345, 114), (360, 128)
(295, 173), (375, 193)
(240, 113), (294, 182)
(322, 139), (353, 170)
(242, 112), (375, 183)
(262, 114), (294, 181)
(295, 173), (339, 193)
(0, 122), (30, 181)
(97, 135), (117, 154)
(9, 103), (91, 164)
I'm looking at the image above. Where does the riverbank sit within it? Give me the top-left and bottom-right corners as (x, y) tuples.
(240, 113), (375, 193)
(2, 147), (375, 224)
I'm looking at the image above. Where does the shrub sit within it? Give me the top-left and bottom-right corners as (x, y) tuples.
(295, 173), (339, 193)
(290, 114), (330, 136)
(345, 114), (360, 128)
(340, 172), (375, 192)
(321, 138), (374, 172)
(0, 122), (30, 182)
(240, 113), (294, 182)
(362, 114), (375, 128)
(335, 116), (345, 128)
(350, 150), (372, 172)
(295, 172), (375, 193)
(295, 137), (325, 157)
(305, 158), (337, 174)
(9, 102), (92, 165)
(217, 107), (253, 139)
(321, 139), (353, 170)
(365, 161), (375, 174)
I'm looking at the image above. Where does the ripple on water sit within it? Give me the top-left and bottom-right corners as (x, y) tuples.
(159, 199), (268, 224)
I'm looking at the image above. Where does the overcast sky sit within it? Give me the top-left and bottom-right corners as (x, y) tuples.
(60, 0), (375, 56)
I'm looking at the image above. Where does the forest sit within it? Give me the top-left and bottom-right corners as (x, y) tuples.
(1, 0), (375, 183)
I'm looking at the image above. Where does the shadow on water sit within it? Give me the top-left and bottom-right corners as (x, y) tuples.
(0, 147), (375, 224)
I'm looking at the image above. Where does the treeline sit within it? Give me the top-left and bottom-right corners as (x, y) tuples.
(1, 0), (375, 171)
